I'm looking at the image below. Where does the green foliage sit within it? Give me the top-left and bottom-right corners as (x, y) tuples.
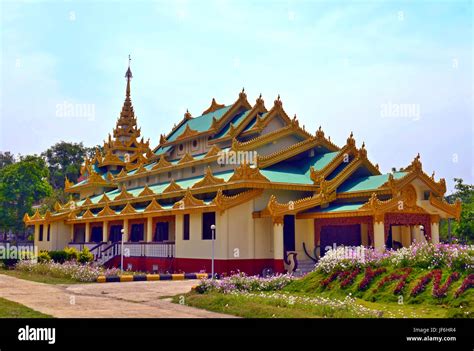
(440, 178), (474, 244)
(41, 141), (97, 190)
(64, 247), (79, 261)
(48, 250), (68, 263)
(0, 152), (15, 169)
(37, 251), (51, 263)
(77, 247), (94, 264)
(0, 155), (52, 232)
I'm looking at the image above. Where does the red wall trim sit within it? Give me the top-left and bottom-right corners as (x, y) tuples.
(105, 257), (284, 275)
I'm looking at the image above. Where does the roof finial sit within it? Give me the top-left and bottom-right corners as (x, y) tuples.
(125, 54), (133, 98)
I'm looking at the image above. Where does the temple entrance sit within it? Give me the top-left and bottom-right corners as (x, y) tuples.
(283, 215), (296, 251)
(320, 224), (361, 257)
(91, 226), (103, 243)
(130, 223), (144, 242)
(109, 225), (123, 242)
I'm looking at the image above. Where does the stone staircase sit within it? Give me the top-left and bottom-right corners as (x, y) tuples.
(293, 259), (316, 276)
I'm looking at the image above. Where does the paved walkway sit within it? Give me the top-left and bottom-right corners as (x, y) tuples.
(0, 274), (232, 318)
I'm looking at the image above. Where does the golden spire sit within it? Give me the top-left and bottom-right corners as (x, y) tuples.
(125, 54), (133, 99)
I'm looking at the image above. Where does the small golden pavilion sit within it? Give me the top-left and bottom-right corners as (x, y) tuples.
(24, 62), (461, 274)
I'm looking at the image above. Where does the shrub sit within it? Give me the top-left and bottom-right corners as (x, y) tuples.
(37, 251), (51, 263)
(77, 247), (94, 264)
(48, 250), (68, 263)
(64, 247), (79, 261)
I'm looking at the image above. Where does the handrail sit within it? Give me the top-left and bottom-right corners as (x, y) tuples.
(302, 242), (318, 263)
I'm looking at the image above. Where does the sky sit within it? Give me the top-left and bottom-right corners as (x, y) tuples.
(0, 0), (472, 193)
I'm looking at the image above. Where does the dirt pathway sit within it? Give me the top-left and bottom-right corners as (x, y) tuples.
(0, 274), (232, 318)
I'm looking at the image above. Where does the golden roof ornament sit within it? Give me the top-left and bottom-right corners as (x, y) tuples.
(274, 94), (282, 107)
(239, 87), (247, 100)
(184, 109), (192, 120)
(315, 126), (325, 139)
(347, 131), (355, 146)
(256, 93), (264, 106)
(202, 98), (225, 115)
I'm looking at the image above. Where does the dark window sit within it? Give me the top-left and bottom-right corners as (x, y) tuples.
(109, 225), (123, 242)
(192, 140), (198, 148)
(283, 215), (295, 251)
(423, 191), (431, 200)
(202, 212), (216, 240)
(146, 176), (150, 183)
(47, 224), (50, 241)
(130, 223), (144, 242)
(91, 226), (103, 242)
(179, 144), (183, 151)
(183, 214), (190, 240)
(155, 222), (169, 242)
(168, 172), (172, 178)
(191, 166), (196, 173)
(39, 225), (44, 241)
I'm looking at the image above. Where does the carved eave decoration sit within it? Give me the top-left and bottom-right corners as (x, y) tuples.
(53, 201), (62, 212)
(173, 188), (206, 209)
(228, 162), (269, 183)
(116, 168), (128, 178)
(177, 152), (195, 164)
(138, 185), (155, 197)
(82, 197), (93, 206)
(134, 162), (147, 174)
(211, 188), (264, 213)
(31, 208), (42, 221)
(65, 177), (74, 189)
(114, 186), (134, 201)
(429, 193), (462, 220)
(145, 198), (164, 212)
(82, 209), (95, 219)
(152, 155), (172, 170)
(176, 124), (199, 141)
(310, 142), (358, 184)
(383, 154), (447, 196)
(23, 213), (31, 223)
(97, 203), (116, 217)
(192, 167), (225, 189)
(98, 193), (111, 203)
(205, 145), (221, 158)
(202, 98), (225, 115)
(120, 202), (137, 215)
(360, 185), (427, 222)
(163, 179), (183, 193)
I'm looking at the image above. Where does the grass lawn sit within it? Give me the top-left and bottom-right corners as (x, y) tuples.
(0, 297), (51, 318)
(0, 268), (86, 285)
(175, 291), (454, 318)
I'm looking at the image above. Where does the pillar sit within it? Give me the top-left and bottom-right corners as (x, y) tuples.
(34, 224), (40, 243)
(361, 223), (369, 247)
(70, 224), (74, 243)
(373, 221), (385, 253)
(123, 218), (129, 242)
(146, 217), (153, 242)
(413, 225), (426, 243)
(273, 218), (284, 273)
(430, 215), (440, 244)
(103, 221), (108, 243)
(85, 222), (90, 243)
(401, 226), (411, 247)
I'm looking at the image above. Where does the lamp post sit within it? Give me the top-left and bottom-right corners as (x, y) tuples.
(420, 225), (425, 243)
(210, 224), (216, 279)
(120, 228), (125, 274)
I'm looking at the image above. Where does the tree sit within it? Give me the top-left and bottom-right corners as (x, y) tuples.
(440, 178), (474, 244)
(0, 155), (53, 234)
(41, 141), (95, 189)
(0, 151), (15, 169)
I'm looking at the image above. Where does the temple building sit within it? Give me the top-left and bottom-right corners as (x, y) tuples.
(24, 62), (462, 275)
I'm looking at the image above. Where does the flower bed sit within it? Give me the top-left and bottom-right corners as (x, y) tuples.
(15, 260), (122, 282)
(195, 272), (295, 294)
(315, 243), (474, 274)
